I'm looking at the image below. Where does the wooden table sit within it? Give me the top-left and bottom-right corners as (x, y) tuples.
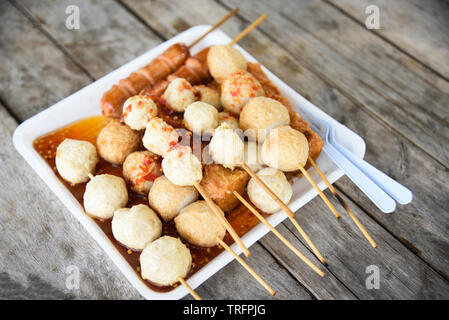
(1, 0), (448, 300)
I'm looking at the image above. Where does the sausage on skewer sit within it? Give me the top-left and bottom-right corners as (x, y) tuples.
(101, 43), (190, 118)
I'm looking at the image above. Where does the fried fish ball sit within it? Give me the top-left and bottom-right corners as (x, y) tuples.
(112, 204), (162, 251)
(121, 95), (158, 130)
(162, 146), (202, 186)
(184, 101), (219, 135)
(247, 168), (293, 214)
(140, 236), (192, 286)
(240, 97), (290, 142)
(261, 126), (309, 172)
(218, 111), (239, 130)
(122, 151), (162, 195)
(148, 175), (198, 222)
(55, 139), (98, 185)
(83, 174), (128, 219)
(175, 200), (226, 247)
(142, 117), (179, 157)
(208, 123), (244, 170)
(207, 45), (247, 83)
(97, 120), (140, 165)
(193, 85), (222, 110)
(200, 164), (249, 212)
(221, 70), (264, 114)
(163, 78), (196, 112)
(243, 141), (264, 172)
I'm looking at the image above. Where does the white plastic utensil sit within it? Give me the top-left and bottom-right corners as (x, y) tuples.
(328, 129), (413, 205)
(300, 109), (400, 213)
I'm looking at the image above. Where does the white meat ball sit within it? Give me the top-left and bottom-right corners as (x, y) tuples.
(122, 151), (162, 195)
(240, 97), (290, 142)
(247, 168), (293, 214)
(175, 200), (226, 248)
(184, 101), (219, 135)
(261, 126), (309, 172)
(55, 139), (98, 185)
(140, 236), (192, 286)
(162, 146), (202, 186)
(218, 111), (239, 130)
(208, 123), (244, 170)
(142, 117), (179, 157)
(148, 175), (198, 222)
(112, 204), (162, 251)
(207, 45), (247, 83)
(163, 78), (196, 112)
(122, 95), (158, 130)
(83, 174), (128, 219)
(193, 85), (222, 110)
(221, 70), (264, 114)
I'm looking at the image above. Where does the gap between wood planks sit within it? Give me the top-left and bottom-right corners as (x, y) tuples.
(216, 0), (449, 171)
(323, 0), (449, 84)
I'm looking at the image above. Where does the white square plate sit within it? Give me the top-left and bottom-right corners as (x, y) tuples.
(13, 25), (365, 300)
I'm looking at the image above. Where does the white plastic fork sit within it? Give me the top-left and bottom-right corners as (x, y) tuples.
(300, 110), (412, 213)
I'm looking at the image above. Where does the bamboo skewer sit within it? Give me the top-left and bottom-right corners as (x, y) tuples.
(189, 8), (240, 48)
(177, 276), (202, 300)
(240, 163), (327, 266)
(229, 13), (268, 46)
(308, 157), (378, 248)
(216, 237), (275, 295)
(233, 191), (325, 277)
(194, 181), (251, 257)
(297, 164), (341, 219)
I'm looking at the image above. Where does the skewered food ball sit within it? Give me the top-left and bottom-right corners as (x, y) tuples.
(240, 97), (290, 142)
(175, 200), (226, 247)
(55, 139), (98, 185)
(97, 120), (140, 165)
(221, 70), (264, 114)
(162, 146), (202, 186)
(193, 85), (222, 110)
(200, 164), (249, 212)
(148, 175), (198, 222)
(112, 204), (162, 251)
(140, 236), (192, 286)
(142, 117), (179, 157)
(243, 141), (264, 172)
(261, 126), (309, 172)
(83, 174), (128, 219)
(163, 78), (196, 112)
(208, 123), (244, 170)
(247, 168), (293, 214)
(207, 45), (247, 83)
(218, 111), (239, 130)
(121, 95), (158, 130)
(122, 151), (162, 195)
(184, 101), (219, 135)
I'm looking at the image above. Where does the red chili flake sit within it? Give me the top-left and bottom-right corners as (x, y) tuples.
(169, 141), (177, 149)
(230, 88), (240, 97)
(162, 126), (173, 132)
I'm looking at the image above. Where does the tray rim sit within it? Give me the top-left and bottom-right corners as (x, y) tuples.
(13, 25), (366, 300)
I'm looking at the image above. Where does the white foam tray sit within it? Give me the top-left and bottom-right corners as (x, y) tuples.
(13, 25), (365, 300)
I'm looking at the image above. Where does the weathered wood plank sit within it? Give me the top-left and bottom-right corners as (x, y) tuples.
(0, 0), (314, 300)
(221, 0), (449, 168)
(16, 0), (163, 80)
(327, 0), (449, 79)
(121, 0), (449, 298)
(0, 1), (91, 121)
(187, 244), (316, 300)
